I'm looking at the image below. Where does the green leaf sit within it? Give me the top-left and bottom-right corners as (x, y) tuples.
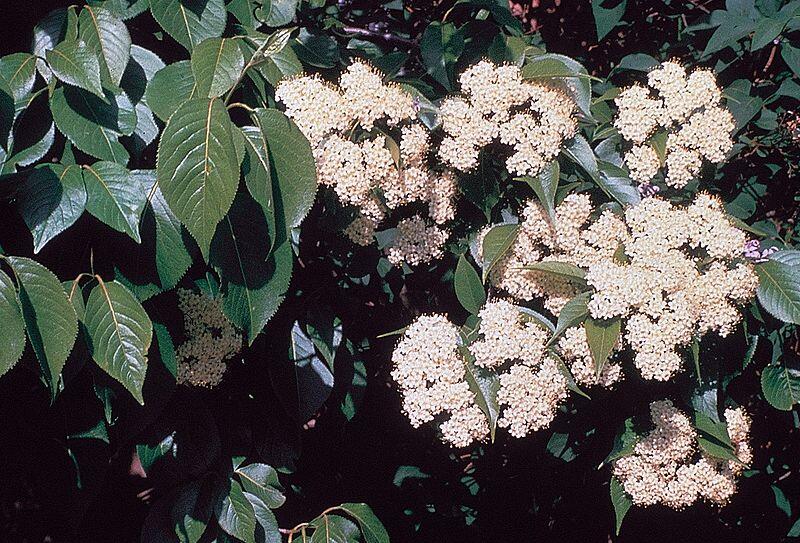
(6, 256), (78, 394)
(547, 292), (591, 346)
(755, 260), (800, 324)
(84, 279), (152, 404)
(584, 317), (621, 377)
(50, 85), (136, 163)
(293, 29), (340, 68)
(461, 347), (501, 441)
(243, 492), (280, 543)
(593, 0), (627, 40)
(420, 21), (465, 91)
(522, 53), (592, 117)
(564, 135), (640, 205)
(149, 0), (226, 51)
(191, 37), (245, 98)
(172, 479), (212, 543)
(336, 503), (389, 543)
(480, 223), (520, 282)
(454, 255), (486, 314)
(751, 17), (785, 51)
(725, 80), (763, 132)
(157, 98), (239, 258)
(521, 261), (587, 283)
(149, 188), (193, 290)
(46, 39), (105, 99)
(604, 417), (637, 464)
(522, 160), (559, 221)
(145, 61), (198, 122)
(153, 322), (177, 379)
(0, 53), (37, 108)
(610, 477), (632, 535)
(235, 463), (285, 509)
(212, 193), (293, 343)
(216, 479), (257, 543)
(18, 164), (87, 253)
(292, 320), (334, 422)
(78, 5), (131, 86)
(761, 362), (800, 411)
(258, 0), (300, 27)
(82, 161), (148, 242)
(88, 0), (150, 20)
(254, 108), (317, 228)
(694, 411), (739, 462)
(782, 43), (800, 77)
(33, 8), (70, 82)
(0, 270), (26, 377)
(649, 131), (668, 163)
(2, 92), (56, 174)
(552, 352), (591, 400)
(239, 126), (275, 248)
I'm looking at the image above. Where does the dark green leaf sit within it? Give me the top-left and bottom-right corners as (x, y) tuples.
(694, 411), (739, 462)
(604, 417), (637, 464)
(156, 98), (239, 258)
(153, 322), (177, 379)
(761, 362), (800, 411)
(584, 317), (621, 377)
(336, 503), (389, 543)
(521, 261), (586, 283)
(84, 279), (152, 404)
(172, 479), (212, 543)
(18, 164), (87, 253)
(239, 125), (275, 249)
(216, 479), (256, 543)
(461, 348), (500, 441)
(292, 321), (333, 422)
(236, 463), (285, 509)
(593, 0), (627, 40)
(782, 43), (800, 77)
(149, 188), (193, 290)
(258, 0), (299, 27)
(33, 8), (70, 82)
(755, 260), (800, 324)
(420, 21), (465, 91)
(149, 0), (226, 51)
(0, 53), (37, 108)
(191, 37), (245, 98)
(78, 5), (131, 86)
(293, 29), (339, 68)
(454, 255), (485, 314)
(523, 160), (559, 221)
(7, 256), (78, 394)
(145, 61), (198, 122)
(83, 161), (148, 242)
(480, 223), (519, 282)
(243, 492), (280, 543)
(547, 292), (591, 346)
(610, 477), (632, 535)
(0, 269), (26, 377)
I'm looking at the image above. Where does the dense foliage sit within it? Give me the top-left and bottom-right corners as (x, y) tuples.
(0, 0), (798, 541)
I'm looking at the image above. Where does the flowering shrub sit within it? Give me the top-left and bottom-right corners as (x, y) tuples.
(0, 0), (799, 541)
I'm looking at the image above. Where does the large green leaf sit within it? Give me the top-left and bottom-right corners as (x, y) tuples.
(46, 38), (105, 98)
(243, 492), (280, 543)
(2, 92), (55, 174)
(84, 279), (152, 404)
(564, 135), (639, 206)
(156, 98), (239, 258)
(216, 479), (256, 543)
(610, 477), (632, 535)
(83, 161), (148, 242)
(419, 21), (465, 91)
(254, 108), (317, 229)
(454, 254), (485, 314)
(78, 5), (131, 86)
(145, 61), (198, 122)
(592, 0), (627, 40)
(150, 0), (227, 51)
(191, 37), (245, 98)
(584, 316), (621, 377)
(336, 504), (389, 543)
(694, 411), (739, 463)
(756, 260), (800, 325)
(522, 160), (559, 222)
(212, 193), (293, 343)
(32, 8), (70, 82)
(149, 188), (193, 290)
(235, 463), (285, 509)
(257, 0), (299, 26)
(461, 347), (501, 441)
(6, 256), (78, 394)
(0, 53), (37, 109)
(239, 126), (276, 250)
(50, 85), (136, 163)
(18, 164), (86, 253)
(480, 223), (519, 282)
(761, 363), (800, 411)
(547, 292), (591, 346)
(0, 270), (26, 377)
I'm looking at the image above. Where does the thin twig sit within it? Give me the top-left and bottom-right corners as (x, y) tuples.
(341, 25), (417, 46)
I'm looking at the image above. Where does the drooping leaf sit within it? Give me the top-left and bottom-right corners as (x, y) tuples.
(592, 0), (627, 40)
(257, 0), (300, 27)
(235, 463), (286, 509)
(694, 411), (739, 462)
(604, 417), (638, 465)
(755, 260), (800, 325)
(145, 61), (198, 122)
(153, 322), (177, 379)
(243, 492), (280, 543)
(84, 279), (153, 404)
(156, 98), (239, 258)
(461, 347), (501, 441)
(239, 126), (276, 250)
(6, 256), (78, 394)
(254, 108), (317, 229)
(0, 269), (26, 377)
(480, 224), (520, 282)
(523, 160), (559, 221)
(293, 29), (340, 68)
(50, 85), (136, 163)
(18, 164), (87, 253)
(454, 255), (486, 314)
(2, 92), (55, 174)
(584, 316), (621, 377)
(0, 53), (37, 108)
(522, 54), (592, 117)
(761, 362), (800, 411)
(78, 5), (132, 86)
(336, 503), (389, 543)
(82, 161), (148, 242)
(191, 37), (245, 98)
(149, 0), (227, 51)
(564, 135), (640, 205)
(610, 477), (632, 535)
(149, 188), (193, 290)
(216, 479), (257, 543)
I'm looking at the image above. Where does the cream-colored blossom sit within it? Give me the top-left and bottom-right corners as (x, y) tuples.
(175, 289), (242, 388)
(385, 215), (448, 266)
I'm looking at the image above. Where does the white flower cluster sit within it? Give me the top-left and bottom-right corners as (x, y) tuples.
(586, 194), (759, 380)
(614, 61), (735, 188)
(276, 61), (456, 266)
(557, 325), (624, 388)
(614, 400), (752, 509)
(175, 289), (242, 388)
(480, 194), (628, 315)
(391, 300), (568, 446)
(438, 60), (578, 176)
